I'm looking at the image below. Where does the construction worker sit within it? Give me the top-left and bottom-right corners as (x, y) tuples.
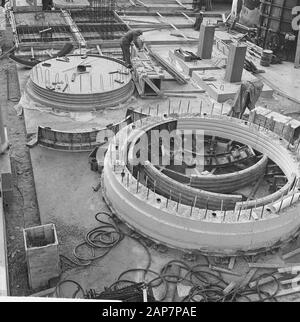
(192, 0), (203, 12)
(42, 0), (53, 10)
(120, 29), (143, 68)
(194, 11), (204, 31)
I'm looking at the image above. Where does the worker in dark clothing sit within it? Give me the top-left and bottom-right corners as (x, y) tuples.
(228, 80), (263, 119)
(120, 29), (143, 68)
(192, 0), (203, 12)
(194, 11), (204, 31)
(1, 0), (6, 7)
(42, 0), (53, 10)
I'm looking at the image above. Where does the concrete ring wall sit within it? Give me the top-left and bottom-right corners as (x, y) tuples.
(36, 109), (139, 152)
(143, 161), (242, 210)
(128, 116), (269, 194)
(176, 117), (298, 209)
(126, 116), (297, 208)
(102, 115), (300, 254)
(37, 126), (100, 152)
(189, 156), (268, 194)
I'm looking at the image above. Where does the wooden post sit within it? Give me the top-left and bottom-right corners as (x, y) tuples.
(0, 104), (8, 154)
(295, 31), (300, 69)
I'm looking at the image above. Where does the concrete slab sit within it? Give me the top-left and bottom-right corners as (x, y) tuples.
(192, 69), (274, 103)
(258, 62), (300, 105)
(28, 145), (201, 300)
(30, 147), (104, 230)
(169, 50), (224, 76)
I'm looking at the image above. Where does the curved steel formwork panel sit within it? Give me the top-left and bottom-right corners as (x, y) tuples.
(102, 115), (300, 255)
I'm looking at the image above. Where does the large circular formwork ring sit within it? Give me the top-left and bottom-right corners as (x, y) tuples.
(102, 114), (300, 256)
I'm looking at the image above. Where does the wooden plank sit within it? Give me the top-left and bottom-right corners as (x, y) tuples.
(61, 9), (86, 47)
(223, 281), (237, 295)
(143, 76), (162, 95)
(113, 10), (131, 30)
(30, 287), (56, 297)
(128, 0), (136, 6)
(239, 268), (257, 289)
(282, 248), (300, 260)
(182, 12), (194, 23)
(136, 0), (148, 8)
(175, 0), (188, 10)
(275, 286), (300, 298)
(249, 273), (282, 289)
(163, 89), (205, 94)
(96, 45), (102, 55)
(295, 31), (300, 69)
(156, 11), (188, 40)
(278, 265), (300, 274)
(280, 274), (300, 285)
(228, 257), (236, 270)
(248, 263), (285, 269)
(122, 17), (162, 24)
(209, 265), (241, 276)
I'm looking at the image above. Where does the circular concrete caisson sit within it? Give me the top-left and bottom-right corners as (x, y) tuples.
(26, 55), (135, 111)
(102, 115), (300, 255)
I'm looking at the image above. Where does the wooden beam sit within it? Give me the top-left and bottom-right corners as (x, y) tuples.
(156, 11), (188, 40)
(278, 265), (300, 274)
(128, 0), (136, 6)
(280, 274), (300, 285)
(209, 265), (241, 276)
(175, 0), (188, 10)
(249, 273), (282, 289)
(96, 45), (102, 55)
(295, 31), (300, 69)
(182, 12), (194, 23)
(30, 287), (56, 297)
(61, 9), (86, 48)
(282, 247), (300, 260)
(275, 286), (300, 298)
(239, 268), (257, 289)
(248, 263), (285, 269)
(122, 18), (162, 24)
(136, 0), (148, 7)
(113, 11), (131, 31)
(143, 76), (162, 96)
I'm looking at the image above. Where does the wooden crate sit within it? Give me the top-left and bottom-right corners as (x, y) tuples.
(23, 224), (60, 290)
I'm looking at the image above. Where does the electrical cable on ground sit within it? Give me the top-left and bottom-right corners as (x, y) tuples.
(55, 211), (295, 302)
